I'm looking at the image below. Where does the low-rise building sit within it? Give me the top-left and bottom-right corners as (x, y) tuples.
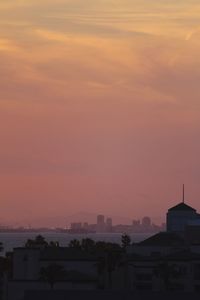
(6, 247), (99, 300)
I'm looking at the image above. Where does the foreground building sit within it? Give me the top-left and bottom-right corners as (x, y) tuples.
(167, 202), (200, 233)
(6, 243), (200, 299)
(128, 197), (200, 292)
(5, 247), (99, 300)
(3, 195), (200, 299)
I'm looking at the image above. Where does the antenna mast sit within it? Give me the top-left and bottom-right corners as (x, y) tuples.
(183, 184), (185, 203)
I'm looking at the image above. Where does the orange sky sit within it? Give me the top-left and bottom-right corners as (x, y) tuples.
(0, 0), (200, 226)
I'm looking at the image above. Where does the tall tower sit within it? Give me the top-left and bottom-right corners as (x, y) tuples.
(97, 215), (105, 232)
(106, 217), (113, 232)
(167, 202), (197, 233)
(166, 185), (200, 233)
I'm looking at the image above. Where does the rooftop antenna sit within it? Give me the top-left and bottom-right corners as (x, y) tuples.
(183, 184), (185, 203)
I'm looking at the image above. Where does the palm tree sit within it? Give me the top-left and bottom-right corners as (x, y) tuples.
(25, 235), (48, 248)
(0, 242), (3, 252)
(96, 242), (122, 288)
(0, 243), (6, 277)
(121, 234), (131, 250)
(49, 241), (60, 247)
(106, 250), (121, 288)
(81, 238), (95, 252)
(68, 239), (81, 249)
(95, 257), (106, 289)
(40, 264), (67, 289)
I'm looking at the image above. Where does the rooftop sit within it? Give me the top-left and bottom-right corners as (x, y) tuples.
(168, 202), (196, 212)
(138, 232), (184, 247)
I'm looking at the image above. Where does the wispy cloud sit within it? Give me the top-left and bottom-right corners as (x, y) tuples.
(0, 0), (200, 220)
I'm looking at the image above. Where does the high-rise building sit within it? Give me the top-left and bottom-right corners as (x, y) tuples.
(97, 215), (105, 232)
(142, 216), (151, 231)
(70, 222), (82, 230)
(106, 217), (112, 232)
(83, 222), (88, 229)
(132, 220), (140, 232)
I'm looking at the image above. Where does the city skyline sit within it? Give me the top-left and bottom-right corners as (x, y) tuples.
(0, 0), (200, 223)
(0, 210), (164, 228)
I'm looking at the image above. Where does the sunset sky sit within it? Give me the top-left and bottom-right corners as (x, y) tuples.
(0, 0), (200, 226)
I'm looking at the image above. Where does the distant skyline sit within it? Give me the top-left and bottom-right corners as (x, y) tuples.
(0, 0), (200, 224)
(0, 211), (165, 228)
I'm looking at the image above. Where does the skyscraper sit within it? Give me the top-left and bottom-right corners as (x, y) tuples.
(106, 217), (113, 232)
(97, 215), (105, 232)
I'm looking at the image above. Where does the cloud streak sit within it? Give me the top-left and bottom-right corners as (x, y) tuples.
(0, 0), (200, 222)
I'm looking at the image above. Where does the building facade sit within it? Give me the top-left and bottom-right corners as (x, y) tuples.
(167, 202), (199, 233)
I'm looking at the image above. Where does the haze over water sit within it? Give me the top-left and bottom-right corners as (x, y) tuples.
(0, 0), (200, 226)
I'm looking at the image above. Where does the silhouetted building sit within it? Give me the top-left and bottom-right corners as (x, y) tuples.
(132, 220), (140, 232)
(96, 215), (105, 232)
(185, 220), (200, 244)
(7, 247), (98, 300)
(83, 222), (89, 230)
(142, 216), (151, 231)
(106, 218), (112, 232)
(167, 202), (199, 233)
(70, 223), (82, 230)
